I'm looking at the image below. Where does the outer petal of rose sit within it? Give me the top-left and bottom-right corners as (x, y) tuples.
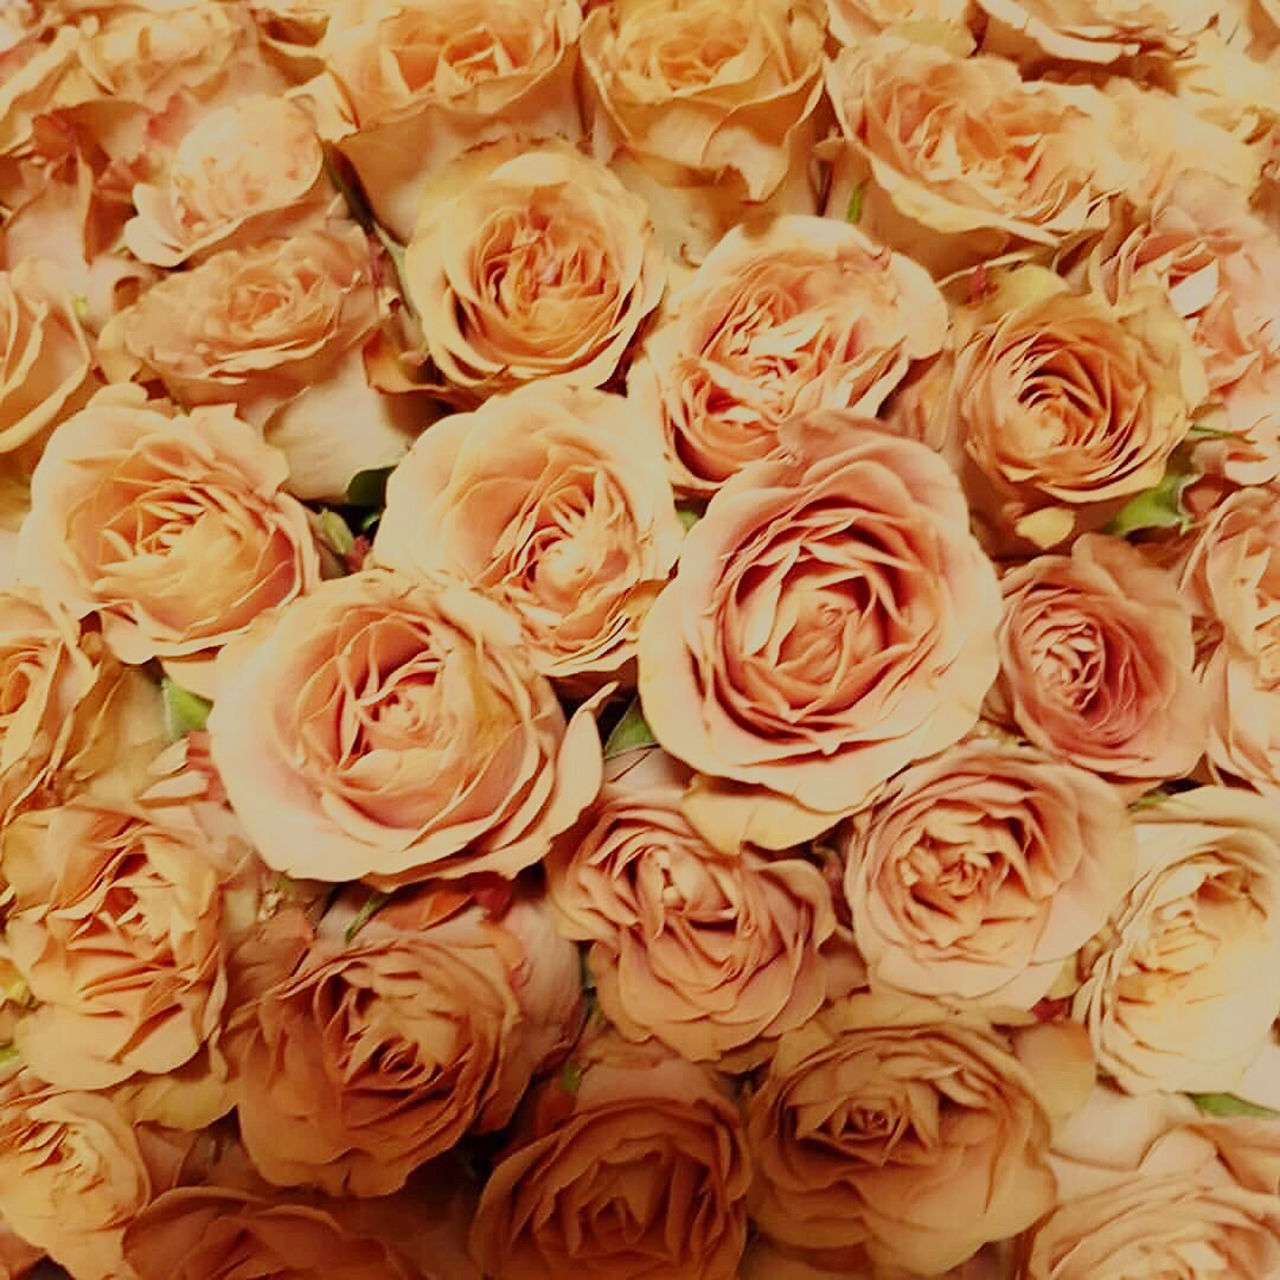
(679, 774), (841, 852)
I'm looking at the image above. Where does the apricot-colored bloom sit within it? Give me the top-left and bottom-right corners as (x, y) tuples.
(399, 139), (663, 402)
(991, 535), (1207, 787)
(579, 0), (826, 263)
(1074, 787), (1280, 1094)
(823, 36), (1133, 274)
(747, 993), (1058, 1275)
(627, 215), (947, 496)
(470, 1034), (751, 1279)
(18, 386), (320, 697)
(373, 385), (683, 684)
(1022, 1085), (1280, 1277)
(841, 737), (1134, 1009)
(0, 588), (164, 823)
(637, 415), (1000, 850)
(825, 0), (974, 43)
(123, 95), (331, 267)
(308, 0), (583, 241)
(248, 0), (331, 78)
(208, 570), (604, 886)
(547, 755), (862, 1064)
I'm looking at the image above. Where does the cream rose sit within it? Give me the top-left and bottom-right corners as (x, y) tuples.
(123, 94), (332, 268)
(637, 415), (1001, 851)
(546, 750), (862, 1065)
(96, 224), (420, 500)
(1074, 786), (1280, 1094)
(230, 886), (580, 1197)
(991, 534), (1207, 787)
(373, 385), (683, 685)
(627, 215), (948, 497)
(746, 993), (1058, 1275)
(824, 36), (1133, 274)
(308, 0), (583, 242)
(1022, 1085), (1280, 1277)
(470, 1033), (751, 1279)
(207, 570), (604, 886)
(17, 385), (321, 697)
(0, 588), (164, 823)
(841, 737), (1134, 1010)
(579, 0), (826, 263)
(397, 139), (664, 402)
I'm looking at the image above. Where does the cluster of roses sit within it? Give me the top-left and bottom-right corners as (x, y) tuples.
(5, 0), (1280, 1278)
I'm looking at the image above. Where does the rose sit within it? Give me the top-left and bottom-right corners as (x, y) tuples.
(122, 1187), (420, 1280)
(230, 886), (580, 1198)
(17, 385), (321, 697)
(840, 737), (1135, 1009)
(823, 36), (1133, 274)
(745, 993), (1058, 1275)
(96, 224), (419, 500)
(991, 534), (1207, 787)
(470, 1033), (751, 1280)
(741, 1239), (1015, 1280)
(1073, 786), (1280, 1094)
(546, 750), (863, 1065)
(826, 0), (975, 44)
(0, 588), (164, 823)
(0, 1070), (192, 1280)
(208, 570), (604, 886)
(248, 0), (332, 78)
(975, 0), (1215, 65)
(122, 94), (332, 268)
(372, 385), (683, 685)
(636, 415), (1001, 851)
(1180, 486), (1280, 789)
(1021, 1085), (1280, 1277)
(307, 0), (583, 242)
(627, 215), (948, 496)
(397, 139), (664, 402)
(578, 0), (826, 263)
(939, 267), (1208, 548)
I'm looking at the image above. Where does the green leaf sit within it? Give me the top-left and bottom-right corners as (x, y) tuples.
(345, 466), (395, 509)
(1103, 445), (1196, 537)
(162, 678), (212, 738)
(1188, 1092), (1280, 1119)
(344, 890), (390, 943)
(676, 502), (703, 532)
(846, 181), (866, 224)
(322, 148), (377, 233)
(604, 698), (657, 758)
(560, 1061), (584, 1094)
(0, 1044), (19, 1067)
(1187, 422), (1241, 442)
(1129, 789), (1172, 811)
(318, 509), (355, 557)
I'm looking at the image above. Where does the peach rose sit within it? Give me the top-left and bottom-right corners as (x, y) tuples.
(579, 0), (825, 263)
(470, 1033), (751, 1280)
(991, 534), (1207, 787)
(0, 784), (253, 1108)
(0, 1069), (191, 1280)
(207, 570), (604, 886)
(746, 993), (1058, 1275)
(1022, 1085), (1280, 1277)
(742, 1237), (1013, 1280)
(0, 588), (164, 823)
(841, 737), (1134, 1010)
(1180, 486), (1280, 790)
(123, 1187), (421, 1280)
(976, 0), (1214, 65)
(397, 139), (664, 402)
(96, 224), (419, 500)
(637, 415), (1001, 851)
(373, 386), (682, 684)
(122, 95), (332, 268)
(1074, 786), (1280, 1094)
(825, 0), (975, 44)
(307, 0), (583, 242)
(823, 36), (1133, 274)
(546, 750), (862, 1065)
(17, 385), (321, 697)
(230, 886), (580, 1198)
(627, 215), (948, 496)
(944, 267), (1207, 549)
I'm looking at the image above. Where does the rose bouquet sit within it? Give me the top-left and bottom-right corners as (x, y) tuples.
(3, 0), (1280, 1277)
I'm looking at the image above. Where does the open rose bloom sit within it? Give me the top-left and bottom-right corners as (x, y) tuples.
(8, 0), (1280, 1275)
